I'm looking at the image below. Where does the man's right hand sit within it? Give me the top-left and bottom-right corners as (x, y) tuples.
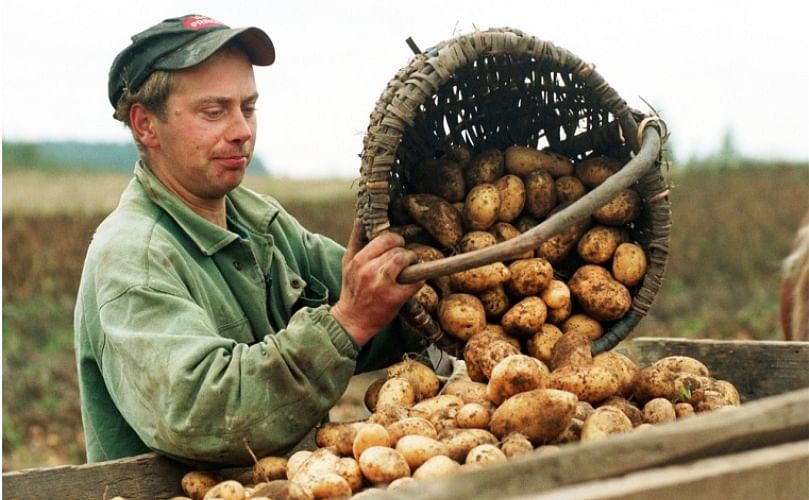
(330, 220), (424, 346)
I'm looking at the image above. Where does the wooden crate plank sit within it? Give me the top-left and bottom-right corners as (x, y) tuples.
(525, 439), (809, 500)
(372, 387), (809, 500)
(615, 338), (809, 400)
(2, 452), (186, 500)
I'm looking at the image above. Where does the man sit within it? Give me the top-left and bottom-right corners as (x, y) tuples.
(74, 14), (426, 466)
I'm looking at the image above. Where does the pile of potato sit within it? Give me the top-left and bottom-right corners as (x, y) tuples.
(175, 351), (741, 499)
(393, 144), (649, 349)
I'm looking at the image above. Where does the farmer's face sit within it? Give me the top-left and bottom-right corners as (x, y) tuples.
(147, 48), (258, 203)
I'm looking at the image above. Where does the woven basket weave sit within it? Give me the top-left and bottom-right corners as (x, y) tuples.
(357, 28), (671, 357)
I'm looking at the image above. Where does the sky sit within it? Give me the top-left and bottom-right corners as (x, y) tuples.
(2, 1), (808, 178)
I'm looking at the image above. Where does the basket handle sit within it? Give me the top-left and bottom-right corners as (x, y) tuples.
(396, 125), (664, 284)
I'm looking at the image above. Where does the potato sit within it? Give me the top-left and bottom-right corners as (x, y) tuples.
(651, 356), (711, 377)
(501, 296), (548, 337)
(315, 420), (364, 457)
(612, 242), (648, 287)
(599, 396), (643, 427)
(477, 285), (510, 318)
(695, 390), (738, 412)
(574, 156), (621, 188)
(494, 174), (526, 222)
(402, 193), (464, 248)
(489, 389), (577, 444)
(458, 230), (497, 253)
(546, 299), (573, 325)
(335, 457), (363, 493)
(202, 480), (245, 500)
(285, 450), (313, 480)
(487, 354), (550, 405)
(296, 472), (351, 499)
(437, 293), (487, 340)
(387, 417), (438, 444)
(536, 208), (591, 264)
(450, 261), (511, 293)
(463, 336), (521, 382)
(472, 324), (522, 348)
(395, 435), (450, 469)
(504, 145), (574, 177)
(409, 394), (465, 419)
(441, 379), (490, 406)
(577, 225), (629, 264)
(407, 242), (452, 297)
(368, 405), (412, 428)
(363, 377), (385, 413)
(561, 314), (604, 341)
(555, 175), (587, 203)
(295, 447), (340, 480)
(568, 265), (632, 322)
(554, 417), (584, 444)
(387, 477), (416, 490)
(506, 258), (554, 297)
(353, 423), (391, 461)
(500, 432), (534, 458)
(674, 402), (695, 419)
(465, 443), (507, 465)
(634, 369), (713, 405)
(427, 405), (459, 434)
(574, 400), (596, 421)
(413, 283), (440, 313)
(465, 148), (504, 187)
(549, 364), (622, 403)
(447, 144), (473, 164)
(524, 169), (558, 219)
(580, 406), (633, 441)
(593, 188), (642, 226)
(412, 455), (461, 480)
(642, 398), (677, 424)
(249, 479), (310, 500)
(455, 403), (491, 429)
(592, 351), (639, 397)
(358, 446), (411, 484)
(526, 323), (564, 366)
(439, 428), (499, 463)
(252, 456), (289, 484)
(489, 222), (534, 260)
(712, 380), (741, 406)
(376, 377), (417, 409)
(181, 471), (219, 500)
(550, 330), (593, 371)
(463, 183), (501, 231)
(412, 158), (466, 202)
(540, 279), (571, 310)
(386, 358), (441, 402)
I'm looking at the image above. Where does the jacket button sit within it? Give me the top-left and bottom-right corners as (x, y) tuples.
(233, 260), (242, 270)
(290, 278), (302, 289)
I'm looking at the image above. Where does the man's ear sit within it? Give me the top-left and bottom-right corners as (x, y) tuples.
(130, 103), (160, 148)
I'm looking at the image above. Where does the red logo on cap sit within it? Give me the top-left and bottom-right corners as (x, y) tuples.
(182, 15), (225, 30)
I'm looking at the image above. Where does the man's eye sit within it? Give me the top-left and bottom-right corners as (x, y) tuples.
(243, 106), (257, 117)
(204, 108), (224, 119)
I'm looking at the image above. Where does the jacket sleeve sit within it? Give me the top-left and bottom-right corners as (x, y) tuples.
(97, 285), (358, 466)
(267, 204), (430, 374)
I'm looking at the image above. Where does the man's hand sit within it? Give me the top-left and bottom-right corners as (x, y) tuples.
(331, 220), (424, 346)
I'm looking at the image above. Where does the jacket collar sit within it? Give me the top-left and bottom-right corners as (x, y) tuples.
(134, 161), (279, 255)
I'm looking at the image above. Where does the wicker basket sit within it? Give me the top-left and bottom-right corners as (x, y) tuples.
(357, 27), (671, 357)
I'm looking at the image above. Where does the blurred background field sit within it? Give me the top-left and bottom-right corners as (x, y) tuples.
(2, 160), (808, 470)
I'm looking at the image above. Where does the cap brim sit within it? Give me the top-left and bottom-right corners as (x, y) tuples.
(154, 26), (275, 70)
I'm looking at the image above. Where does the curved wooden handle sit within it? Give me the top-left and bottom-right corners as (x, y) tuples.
(396, 126), (663, 284)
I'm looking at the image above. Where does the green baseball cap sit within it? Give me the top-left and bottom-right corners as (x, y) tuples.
(108, 14), (275, 108)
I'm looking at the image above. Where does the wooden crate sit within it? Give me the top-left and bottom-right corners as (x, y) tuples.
(3, 338), (808, 500)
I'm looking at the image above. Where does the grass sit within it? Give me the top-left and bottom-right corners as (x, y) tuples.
(2, 162), (807, 469)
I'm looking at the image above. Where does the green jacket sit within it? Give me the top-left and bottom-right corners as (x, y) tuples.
(74, 162), (425, 466)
